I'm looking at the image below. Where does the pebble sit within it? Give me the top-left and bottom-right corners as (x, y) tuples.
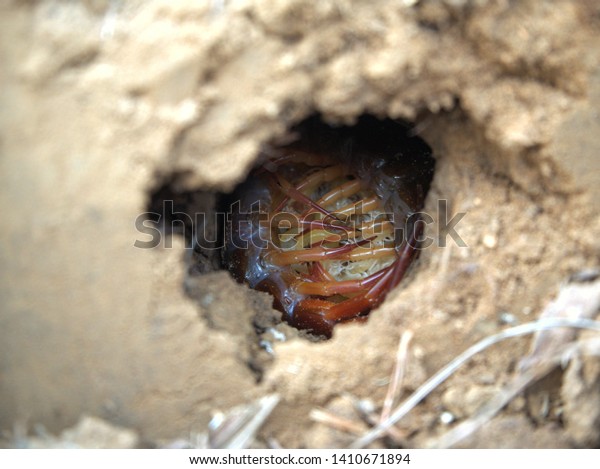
(483, 233), (497, 249)
(440, 411), (455, 425)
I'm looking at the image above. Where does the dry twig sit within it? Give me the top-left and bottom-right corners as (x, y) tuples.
(380, 330), (413, 423)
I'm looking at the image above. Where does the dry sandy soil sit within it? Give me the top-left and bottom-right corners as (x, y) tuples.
(1, 0), (599, 448)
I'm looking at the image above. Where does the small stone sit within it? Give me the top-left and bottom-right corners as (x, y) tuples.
(440, 411), (455, 425)
(442, 385), (497, 418)
(483, 233), (497, 248)
(498, 312), (517, 325)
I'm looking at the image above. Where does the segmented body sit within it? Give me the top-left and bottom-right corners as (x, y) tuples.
(226, 119), (434, 337)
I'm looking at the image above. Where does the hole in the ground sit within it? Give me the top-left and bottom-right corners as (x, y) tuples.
(145, 115), (435, 343)
(222, 115), (435, 338)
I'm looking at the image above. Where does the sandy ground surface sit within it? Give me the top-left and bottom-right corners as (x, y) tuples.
(1, 0), (599, 448)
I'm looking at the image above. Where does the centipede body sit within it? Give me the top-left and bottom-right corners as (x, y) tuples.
(225, 117), (435, 337)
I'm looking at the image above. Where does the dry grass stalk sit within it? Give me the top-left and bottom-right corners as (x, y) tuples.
(208, 394), (280, 449)
(351, 317), (600, 448)
(380, 330), (414, 424)
(428, 337), (600, 448)
(309, 408), (367, 435)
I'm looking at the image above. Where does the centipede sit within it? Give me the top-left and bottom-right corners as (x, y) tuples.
(225, 117), (435, 337)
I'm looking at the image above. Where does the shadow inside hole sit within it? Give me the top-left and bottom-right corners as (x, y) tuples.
(146, 178), (222, 275)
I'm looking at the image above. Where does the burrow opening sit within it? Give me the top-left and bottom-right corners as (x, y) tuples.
(146, 114), (436, 344)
